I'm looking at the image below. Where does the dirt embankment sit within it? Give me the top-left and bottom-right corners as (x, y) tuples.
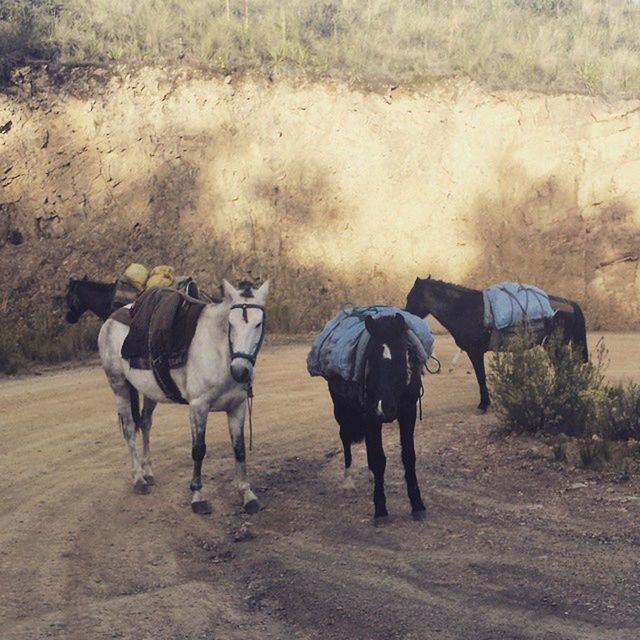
(2, 67), (640, 331)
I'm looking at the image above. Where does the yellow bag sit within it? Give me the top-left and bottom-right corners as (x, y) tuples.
(146, 265), (175, 289)
(123, 263), (149, 292)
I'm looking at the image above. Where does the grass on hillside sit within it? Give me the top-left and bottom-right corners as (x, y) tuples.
(1, 0), (640, 95)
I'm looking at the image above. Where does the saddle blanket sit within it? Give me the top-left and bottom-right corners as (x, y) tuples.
(483, 282), (555, 331)
(307, 306), (434, 384)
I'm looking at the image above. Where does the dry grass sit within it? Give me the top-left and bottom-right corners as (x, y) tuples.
(0, 312), (101, 374)
(2, 0), (640, 95)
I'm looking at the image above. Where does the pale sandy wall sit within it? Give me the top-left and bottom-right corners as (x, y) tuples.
(1, 68), (639, 330)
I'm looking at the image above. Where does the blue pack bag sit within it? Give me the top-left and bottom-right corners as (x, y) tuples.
(483, 282), (555, 330)
(307, 306), (434, 383)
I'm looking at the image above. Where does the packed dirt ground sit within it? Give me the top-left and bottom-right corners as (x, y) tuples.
(1, 333), (639, 640)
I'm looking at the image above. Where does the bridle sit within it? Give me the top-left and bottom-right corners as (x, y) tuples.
(227, 302), (267, 365)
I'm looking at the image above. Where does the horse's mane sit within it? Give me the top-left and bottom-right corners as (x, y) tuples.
(426, 278), (479, 295)
(69, 278), (115, 291)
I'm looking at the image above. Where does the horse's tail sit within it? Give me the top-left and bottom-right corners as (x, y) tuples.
(127, 381), (141, 432)
(570, 302), (589, 363)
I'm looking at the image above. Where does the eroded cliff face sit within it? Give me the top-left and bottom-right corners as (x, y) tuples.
(1, 66), (639, 332)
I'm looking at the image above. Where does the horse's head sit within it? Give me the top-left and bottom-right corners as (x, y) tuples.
(65, 278), (88, 324)
(224, 279), (269, 384)
(405, 275), (434, 318)
(364, 313), (412, 423)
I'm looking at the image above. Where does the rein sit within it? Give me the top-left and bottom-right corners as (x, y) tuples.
(247, 384), (254, 451)
(426, 355), (441, 374)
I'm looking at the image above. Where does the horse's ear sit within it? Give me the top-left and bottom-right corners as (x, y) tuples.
(82, 275), (88, 281)
(394, 313), (406, 330)
(427, 274), (431, 280)
(222, 279), (239, 300)
(364, 316), (376, 336)
(414, 277), (421, 285)
(256, 280), (269, 299)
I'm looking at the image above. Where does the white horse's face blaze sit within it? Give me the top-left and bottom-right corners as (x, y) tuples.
(223, 280), (269, 384)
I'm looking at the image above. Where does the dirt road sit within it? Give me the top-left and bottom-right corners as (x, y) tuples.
(1, 334), (639, 640)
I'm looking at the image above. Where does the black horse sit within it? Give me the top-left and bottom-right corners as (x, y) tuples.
(405, 276), (588, 413)
(65, 276), (208, 324)
(65, 277), (117, 323)
(328, 313), (427, 523)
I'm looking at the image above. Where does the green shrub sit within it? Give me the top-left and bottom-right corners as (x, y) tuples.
(578, 437), (611, 470)
(486, 335), (553, 433)
(489, 332), (640, 470)
(599, 383), (640, 441)
(488, 332), (607, 436)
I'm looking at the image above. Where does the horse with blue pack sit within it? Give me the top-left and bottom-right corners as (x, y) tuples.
(308, 305), (435, 523)
(405, 276), (588, 413)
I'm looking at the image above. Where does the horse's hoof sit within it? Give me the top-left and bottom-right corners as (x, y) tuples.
(133, 479), (150, 495)
(412, 508), (427, 521)
(244, 499), (260, 515)
(191, 500), (212, 515)
(374, 514), (390, 526)
(143, 475), (155, 486)
(476, 407), (488, 415)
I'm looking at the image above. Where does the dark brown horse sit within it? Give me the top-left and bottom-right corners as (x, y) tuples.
(405, 277), (588, 412)
(328, 314), (427, 523)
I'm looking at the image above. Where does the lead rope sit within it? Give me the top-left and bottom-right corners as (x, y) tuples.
(418, 380), (425, 421)
(247, 384), (254, 452)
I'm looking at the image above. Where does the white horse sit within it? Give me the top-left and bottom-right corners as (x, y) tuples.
(98, 280), (269, 515)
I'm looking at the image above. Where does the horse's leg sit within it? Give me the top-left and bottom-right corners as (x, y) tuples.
(110, 378), (148, 494)
(227, 401), (260, 514)
(331, 393), (360, 490)
(364, 419), (388, 522)
(189, 401), (212, 514)
(140, 397), (157, 485)
(339, 425), (355, 490)
(468, 349), (490, 412)
(398, 397), (426, 519)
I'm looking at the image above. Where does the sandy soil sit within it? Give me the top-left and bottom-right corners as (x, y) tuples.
(1, 334), (639, 640)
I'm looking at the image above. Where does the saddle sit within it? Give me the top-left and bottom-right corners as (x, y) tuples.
(113, 288), (207, 403)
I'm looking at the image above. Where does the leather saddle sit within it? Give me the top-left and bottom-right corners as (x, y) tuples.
(112, 288), (207, 403)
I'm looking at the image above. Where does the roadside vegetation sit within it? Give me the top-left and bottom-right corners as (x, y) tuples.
(489, 333), (640, 473)
(0, 312), (100, 374)
(2, 0), (640, 96)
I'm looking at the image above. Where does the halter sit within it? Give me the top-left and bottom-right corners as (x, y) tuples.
(227, 303), (267, 365)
